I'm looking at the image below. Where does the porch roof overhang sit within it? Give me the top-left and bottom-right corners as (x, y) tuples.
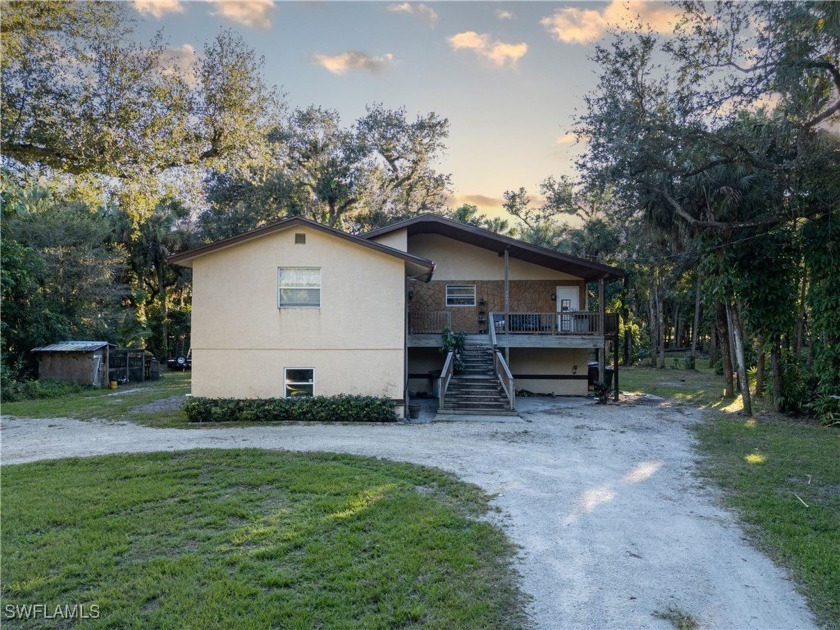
(168, 216), (435, 281)
(363, 214), (625, 281)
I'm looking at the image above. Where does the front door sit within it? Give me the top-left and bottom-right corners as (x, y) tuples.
(556, 286), (579, 332)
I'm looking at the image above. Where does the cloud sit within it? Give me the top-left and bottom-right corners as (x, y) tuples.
(495, 9), (514, 20)
(556, 133), (577, 145)
(160, 44), (198, 83)
(133, 0), (185, 19)
(388, 3), (438, 27)
(448, 31), (527, 67)
(462, 194), (505, 207)
(312, 51), (395, 76)
(541, 0), (680, 45)
(208, 0), (273, 29)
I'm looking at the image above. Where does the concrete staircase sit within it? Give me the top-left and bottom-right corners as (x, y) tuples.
(440, 341), (517, 415)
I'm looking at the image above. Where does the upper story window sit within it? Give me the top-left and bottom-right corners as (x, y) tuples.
(278, 267), (320, 308)
(445, 285), (476, 307)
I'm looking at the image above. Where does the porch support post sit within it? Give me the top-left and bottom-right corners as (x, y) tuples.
(614, 319), (620, 401)
(598, 278), (606, 387)
(404, 277), (410, 414)
(504, 247), (510, 364)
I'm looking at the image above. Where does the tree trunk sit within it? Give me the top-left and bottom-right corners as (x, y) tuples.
(716, 302), (735, 398)
(159, 263), (168, 361)
(656, 277), (665, 369)
(674, 303), (682, 349)
(709, 326), (717, 365)
(648, 283), (657, 367)
(691, 275), (701, 356)
(771, 336), (783, 411)
(755, 335), (765, 398)
(726, 300), (753, 415)
(795, 269), (807, 358)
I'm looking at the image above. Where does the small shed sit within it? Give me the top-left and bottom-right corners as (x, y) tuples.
(32, 341), (114, 388)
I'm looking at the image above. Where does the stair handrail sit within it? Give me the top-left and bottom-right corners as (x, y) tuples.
(488, 311), (498, 348)
(493, 350), (515, 410)
(439, 350), (455, 410)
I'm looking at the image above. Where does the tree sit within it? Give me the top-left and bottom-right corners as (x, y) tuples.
(574, 1), (839, 415)
(2, 3), (280, 221)
(448, 204), (515, 235)
(1, 173), (129, 376)
(202, 104), (452, 236)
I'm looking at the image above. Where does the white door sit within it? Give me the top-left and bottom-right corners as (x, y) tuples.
(556, 287), (580, 332)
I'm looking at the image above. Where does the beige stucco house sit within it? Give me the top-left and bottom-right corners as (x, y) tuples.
(170, 214), (624, 416)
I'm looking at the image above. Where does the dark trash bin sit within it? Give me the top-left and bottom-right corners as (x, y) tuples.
(588, 362), (614, 389)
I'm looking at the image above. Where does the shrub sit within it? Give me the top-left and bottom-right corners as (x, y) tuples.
(1, 374), (84, 403)
(183, 395), (397, 423)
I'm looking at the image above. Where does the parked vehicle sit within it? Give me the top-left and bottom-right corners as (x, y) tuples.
(167, 349), (191, 371)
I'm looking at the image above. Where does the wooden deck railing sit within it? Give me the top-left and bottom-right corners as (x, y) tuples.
(438, 351), (455, 409)
(409, 310), (452, 334)
(490, 311), (608, 336)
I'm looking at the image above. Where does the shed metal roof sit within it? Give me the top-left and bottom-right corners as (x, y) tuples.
(32, 341), (114, 353)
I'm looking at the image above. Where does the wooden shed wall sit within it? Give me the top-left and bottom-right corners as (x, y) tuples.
(37, 350), (108, 387)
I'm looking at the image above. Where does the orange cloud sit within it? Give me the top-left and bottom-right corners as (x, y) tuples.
(448, 31), (527, 67)
(388, 3), (438, 27)
(312, 51), (395, 76)
(133, 0), (185, 19)
(541, 1), (680, 45)
(208, 0), (273, 29)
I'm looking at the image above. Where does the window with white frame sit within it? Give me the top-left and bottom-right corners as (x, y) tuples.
(284, 368), (314, 398)
(445, 285), (476, 307)
(278, 267), (320, 308)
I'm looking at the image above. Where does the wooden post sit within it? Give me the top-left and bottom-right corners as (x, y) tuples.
(504, 248), (510, 365)
(613, 321), (620, 401)
(598, 278), (605, 385)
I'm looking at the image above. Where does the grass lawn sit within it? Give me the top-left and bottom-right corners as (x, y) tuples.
(1, 372), (191, 424)
(622, 362), (840, 629)
(1, 449), (525, 629)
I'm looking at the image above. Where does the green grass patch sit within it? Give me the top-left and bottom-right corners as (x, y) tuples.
(620, 365), (726, 408)
(1, 449), (526, 629)
(1, 372), (190, 422)
(694, 416), (840, 628)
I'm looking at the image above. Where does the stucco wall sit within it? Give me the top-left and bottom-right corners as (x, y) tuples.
(407, 233), (580, 281)
(191, 226), (406, 399)
(508, 348), (589, 396)
(369, 228), (408, 252)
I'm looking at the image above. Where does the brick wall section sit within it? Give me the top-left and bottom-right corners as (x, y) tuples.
(409, 279), (585, 334)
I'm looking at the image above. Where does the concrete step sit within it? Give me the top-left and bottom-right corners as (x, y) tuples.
(438, 409), (519, 417)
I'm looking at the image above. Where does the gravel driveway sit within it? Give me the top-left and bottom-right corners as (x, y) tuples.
(1, 398), (815, 629)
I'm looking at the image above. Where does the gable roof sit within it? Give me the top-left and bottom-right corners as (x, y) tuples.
(363, 214), (625, 281)
(168, 216), (435, 280)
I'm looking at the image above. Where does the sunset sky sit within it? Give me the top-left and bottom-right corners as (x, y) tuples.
(131, 1), (681, 216)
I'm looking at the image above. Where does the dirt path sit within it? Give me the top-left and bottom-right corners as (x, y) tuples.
(1, 399), (815, 629)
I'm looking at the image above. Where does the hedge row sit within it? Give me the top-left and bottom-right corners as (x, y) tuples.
(183, 395), (397, 423)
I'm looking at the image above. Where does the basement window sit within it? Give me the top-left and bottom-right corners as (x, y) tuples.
(278, 267), (320, 308)
(284, 368), (314, 398)
(445, 285), (476, 307)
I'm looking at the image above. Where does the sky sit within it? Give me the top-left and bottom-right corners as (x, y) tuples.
(131, 1), (681, 217)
